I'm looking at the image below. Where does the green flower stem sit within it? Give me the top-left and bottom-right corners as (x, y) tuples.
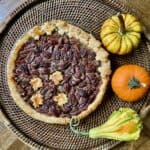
(69, 118), (89, 137)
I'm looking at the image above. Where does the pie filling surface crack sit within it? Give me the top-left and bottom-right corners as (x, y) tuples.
(7, 20), (111, 124)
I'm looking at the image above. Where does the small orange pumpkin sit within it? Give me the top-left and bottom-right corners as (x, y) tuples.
(111, 64), (150, 102)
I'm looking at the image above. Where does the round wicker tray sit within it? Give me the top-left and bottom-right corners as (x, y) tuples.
(0, 0), (149, 149)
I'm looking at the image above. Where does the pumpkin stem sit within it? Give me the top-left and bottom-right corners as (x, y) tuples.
(128, 77), (141, 89)
(117, 13), (125, 35)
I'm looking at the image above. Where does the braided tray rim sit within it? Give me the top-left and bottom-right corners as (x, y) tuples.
(0, 0), (149, 150)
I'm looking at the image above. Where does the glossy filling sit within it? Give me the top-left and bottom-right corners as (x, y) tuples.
(13, 32), (101, 117)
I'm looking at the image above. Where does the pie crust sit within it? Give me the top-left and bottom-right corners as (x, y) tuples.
(7, 20), (111, 124)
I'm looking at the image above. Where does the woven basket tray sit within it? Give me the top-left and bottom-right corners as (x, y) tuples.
(0, 0), (149, 149)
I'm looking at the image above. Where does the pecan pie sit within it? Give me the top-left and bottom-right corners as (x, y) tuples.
(7, 20), (111, 124)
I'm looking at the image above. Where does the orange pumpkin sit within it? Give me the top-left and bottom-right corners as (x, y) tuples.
(111, 64), (150, 102)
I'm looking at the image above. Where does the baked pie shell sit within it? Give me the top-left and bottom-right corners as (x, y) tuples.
(7, 20), (111, 124)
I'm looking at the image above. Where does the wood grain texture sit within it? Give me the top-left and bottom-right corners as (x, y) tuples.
(0, 0), (149, 150)
(0, 0), (23, 22)
(125, 0), (150, 40)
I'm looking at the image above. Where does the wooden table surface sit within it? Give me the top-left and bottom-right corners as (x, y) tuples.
(0, 0), (150, 150)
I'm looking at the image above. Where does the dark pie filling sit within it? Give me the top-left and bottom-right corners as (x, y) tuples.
(13, 32), (102, 117)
